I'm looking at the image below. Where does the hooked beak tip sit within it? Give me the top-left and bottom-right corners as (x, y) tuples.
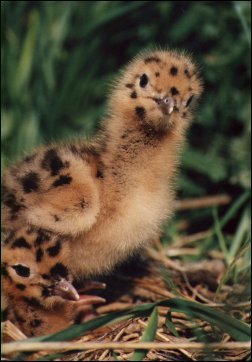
(54, 279), (80, 301)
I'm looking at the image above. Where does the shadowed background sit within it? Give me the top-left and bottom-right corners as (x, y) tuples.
(1, 1), (251, 262)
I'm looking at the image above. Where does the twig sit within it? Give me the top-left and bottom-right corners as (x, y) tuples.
(166, 248), (199, 256)
(99, 327), (126, 361)
(122, 333), (140, 342)
(1, 321), (27, 342)
(2, 341), (250, 354)
(133, 278), (174, 298)
(97, 303), (132, 314)
(181, 271), (225, 307)
(173, 230), (212, 246)
(174, 194), (232, 210)
(146, 247), (185, 271)
(230, 301), (251, 308)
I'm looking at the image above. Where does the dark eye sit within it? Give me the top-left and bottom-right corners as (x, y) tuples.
(185, 95), (194, 107)
(11, 264), (30, 277)
(139, 74), (148, 88)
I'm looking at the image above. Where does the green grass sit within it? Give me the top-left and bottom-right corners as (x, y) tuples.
(9, 298), (251, 360)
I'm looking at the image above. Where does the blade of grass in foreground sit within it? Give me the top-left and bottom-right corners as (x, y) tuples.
(25, 303), (154, 344)
(15, 304), (154, 361)
(159, 299), (251, 342)
(130, 307), (158, 361)
(12, 296), (251, 361)
(16, 298), (250, 346)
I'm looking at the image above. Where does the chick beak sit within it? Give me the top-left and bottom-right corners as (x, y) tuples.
(54, 278), (80, 301)
(53, 279), (106, 305)
(154, 96), (175, 115)
(162, 96), (175, 114)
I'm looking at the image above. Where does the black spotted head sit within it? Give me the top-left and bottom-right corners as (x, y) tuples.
(2, 244), (46, 301)
(2, 234), (79, 309)
(110, 49), (203, 132)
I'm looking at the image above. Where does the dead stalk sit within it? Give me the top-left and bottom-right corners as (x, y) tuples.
(2, 341), (250, 354)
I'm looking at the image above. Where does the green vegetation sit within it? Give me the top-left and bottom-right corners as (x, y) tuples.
(1, 1), (251, 360)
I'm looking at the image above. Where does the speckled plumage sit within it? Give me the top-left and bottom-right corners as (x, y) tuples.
(2, 49), (203, 336)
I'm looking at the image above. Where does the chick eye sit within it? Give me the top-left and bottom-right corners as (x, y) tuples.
(139, 74), (148, 88)
(11, 264), (30, 277)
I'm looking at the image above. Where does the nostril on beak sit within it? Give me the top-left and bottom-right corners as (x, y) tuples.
(163, 97), (174, 114)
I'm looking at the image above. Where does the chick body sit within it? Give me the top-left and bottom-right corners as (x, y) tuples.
(3, 50), (202, 335)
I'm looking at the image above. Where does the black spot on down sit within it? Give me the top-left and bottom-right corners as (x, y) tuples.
(135, 107), (146, 120)
(41, 287), (51, 298)
(3, 191), (25, 215)
(184, 69), (191, 78)
(170, 87), (179, 95)
(34, 230), (50, 246)
(41, 149), (65, 176)
(21, 172), (40, 193)
(52, 174), (72, 187)
(16, 283), (26, 290)
(47, 240), (61, 257)
(1, 265), (10, 278)
(170, 66), (178, 76)
(36, 248), (44, 262)
(11, 237), (31, 249)
(125, 83), (134, 89)
(50, 263), (68, 279)
(23, 297), (43, 308)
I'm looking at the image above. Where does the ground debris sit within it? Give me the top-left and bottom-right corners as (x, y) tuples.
(2, 245), (250, 361)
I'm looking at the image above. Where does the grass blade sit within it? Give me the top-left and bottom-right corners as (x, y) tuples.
(158, 298), (251, 342)
(17, 297), (250, 345)
(37, 352), (64, 361)
(14, 297), (251, 361)
(219, 191), (251, 229)
(213, 207), (229, 264)
(23, 302), (155, 344)
(130, 307), (158, 361)
(165, 310), (180, 338)
(13, 10), (39, 97)
(229, 208), (251, 260)
(216, 239), (251, 297)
